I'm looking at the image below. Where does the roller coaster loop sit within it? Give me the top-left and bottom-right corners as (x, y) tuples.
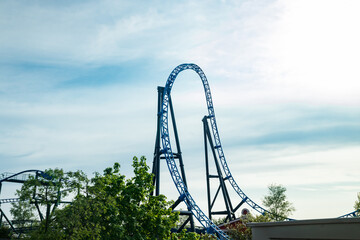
(160, 63), (232, 239)
(162, 64), (271, 217)
(159, 63), (274, 239)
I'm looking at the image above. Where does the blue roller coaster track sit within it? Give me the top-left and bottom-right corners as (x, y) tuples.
(0, 170), (51, 184)
(160, 64), (227, 239)
(159, 63), (359, 239)
(160, 63), (270, 239)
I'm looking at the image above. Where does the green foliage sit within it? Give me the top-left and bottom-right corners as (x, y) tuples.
(249, 213), (272, 223)
(10, 156), (227, 239)
(223, 221), (248, 240)
(170, 229), (217, 240)
(262, 184), (295, 221)
(355, 192), (360, 212)
(11, 168), (87, 233)
(211, 217), (227, 225)
(10, 200), (36, 229)
(20, 156), (179, 239)
(220, 214), (271, 240)
(354, 193), (360, 217)
(0, 226), (11, 238)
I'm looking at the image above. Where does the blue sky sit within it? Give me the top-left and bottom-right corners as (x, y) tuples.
(1, 0), (360, 220)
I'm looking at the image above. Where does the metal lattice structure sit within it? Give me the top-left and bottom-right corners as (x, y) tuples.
(0, 170), (51, 184)
(0, 198), (20, 204)
(159, 64), (230, 239)
(160, 64), (270, 216)
(203, 116), (239, 222)
(338, 210), (360, 218)
(0, 169), (55, 235)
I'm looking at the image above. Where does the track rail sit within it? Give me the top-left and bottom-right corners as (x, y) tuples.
(161, 65), (265, 218)
(0, 170), (51, 183)
(338, 210), (359, 218)
(160, 64), (230, 239)
(0, 198), (21, 204)
(159, 63), (273, 238)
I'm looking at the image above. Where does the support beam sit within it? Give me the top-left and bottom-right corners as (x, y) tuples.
(151, 86), (195, 232)
(203, 116), (237, 221)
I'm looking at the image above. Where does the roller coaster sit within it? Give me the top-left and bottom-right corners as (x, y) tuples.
(1, 63), (359, 239)
(152, 63), (271, 239)
(0, 170), (49, 234)
(0, 170), (68, 236)
(151, 63), (359, 239)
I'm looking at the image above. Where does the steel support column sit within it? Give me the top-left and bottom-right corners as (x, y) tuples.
(203, 116), (239, 221)
(151, 86), (194, 232)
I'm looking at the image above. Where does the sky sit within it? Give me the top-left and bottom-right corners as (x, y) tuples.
(1, 0), (360, 221)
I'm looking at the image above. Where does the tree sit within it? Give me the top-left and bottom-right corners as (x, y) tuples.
(11, 168), (87, 233)
(170, 230), (217, 240)
(12, 156), (224, 239)
(26, 156), (179, 239)
(0, 226), (11, 239)
(10, 200), (36, 229)
(354, 192), (360, 212)
(262, 184), (295, 221)
(215, 213), (271, 240)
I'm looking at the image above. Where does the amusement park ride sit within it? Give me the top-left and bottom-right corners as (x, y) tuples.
(150, 63), (358, 239)
(0, 170), (60, 235)
(1, 63), (359, 239)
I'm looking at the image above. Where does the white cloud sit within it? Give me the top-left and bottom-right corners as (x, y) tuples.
(173, 0), (360, 106)
(259, 0), (360, 104)
(0, 84), (157, 173)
